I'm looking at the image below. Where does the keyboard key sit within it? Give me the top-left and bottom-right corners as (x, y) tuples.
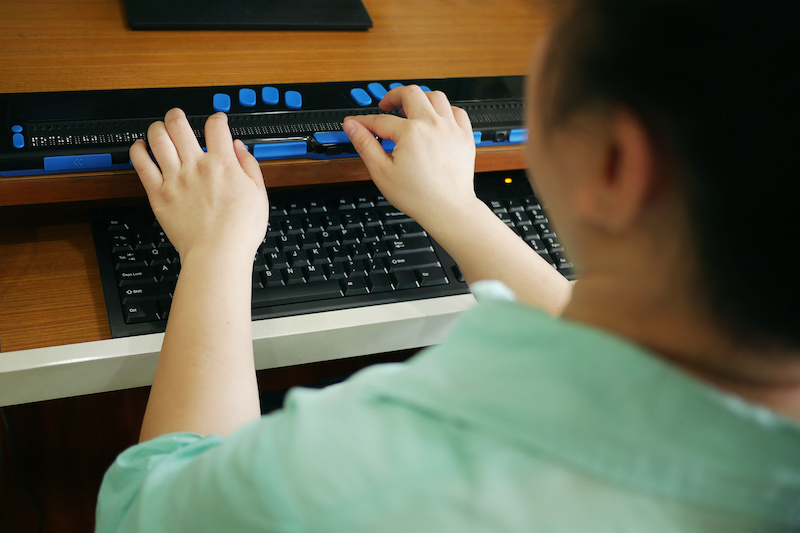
(251, 281), (343, 307)
(113, 251), (146, 268)
(120, 282), (171, 303)
(389, 236), (433, 254)
(117, 266), (156, 286)
(283, 267), (306, 285)
(368, 271), (394, 293)
(263, 269), (283, 287)
(391, 270), (418, 290)
(417, 267), (448, 287)
(157, 299), (171, 320)
(387, 250), (440, 272)
(156, 263), (180, 282)
(381, 210), (413, 225)
(123, 301), (159, 324)
(324, 263), (348, 281)
(342, 277), (369, 296)
(303, 264), (326, 282)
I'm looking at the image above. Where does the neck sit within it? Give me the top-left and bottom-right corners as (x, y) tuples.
(563, 271), (800, 422)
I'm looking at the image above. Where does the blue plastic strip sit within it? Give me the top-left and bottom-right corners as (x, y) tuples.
(285, 90), (302, 109)
(44, 153), (112, 171)
(350, 88), (372, 107)
(509, 128), (528, 144)
(253, 142), (307, 160)
(473, 131), (482, 145)
(367, 82), (387, 100)
(12, 133), (24, 149)
(11, 125), (23, 133)
(239, 88), (256, 107)
(0, 162), (134, 177)
(261, 86), (279, 105)
(314, 132), (351, 145)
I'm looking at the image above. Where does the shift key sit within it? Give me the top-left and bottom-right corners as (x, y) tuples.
(386, 250), (440, 272)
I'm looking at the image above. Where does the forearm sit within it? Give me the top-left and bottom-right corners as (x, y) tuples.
(139, 249), (261, 442)
(425, 199), (573, 315)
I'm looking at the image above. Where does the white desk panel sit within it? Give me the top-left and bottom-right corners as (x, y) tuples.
(0, 294), (476, 406)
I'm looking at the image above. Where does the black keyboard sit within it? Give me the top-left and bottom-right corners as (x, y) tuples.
(91, 170), (576, 338)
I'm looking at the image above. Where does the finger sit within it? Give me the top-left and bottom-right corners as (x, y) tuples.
(452, 106), (472, 132)
(426, 91), (455, 119)
(163, 108), (203, 162)
(346, 113), (407, 142)
(234, 140), (264, 185)
(203, 113), (236, 157)
(378, 85), (437, 119)
(130, 139), (164, 197)
(343, 117), (392, 175)
(146, 120), (181, 176)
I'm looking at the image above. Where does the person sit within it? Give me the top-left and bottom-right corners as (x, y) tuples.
(95, 0), (800, 531)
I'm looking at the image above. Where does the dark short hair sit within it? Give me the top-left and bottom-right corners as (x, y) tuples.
(541, 0), (799, 348)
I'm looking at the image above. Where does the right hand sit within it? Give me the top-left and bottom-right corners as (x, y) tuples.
(343, 86), (480, 229)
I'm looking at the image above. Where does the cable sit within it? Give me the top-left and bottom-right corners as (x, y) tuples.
(1, 407), (45, 533)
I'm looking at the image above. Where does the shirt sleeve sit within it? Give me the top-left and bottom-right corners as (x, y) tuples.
(468, 279), (518, 303)
(95, 416), (307, 533)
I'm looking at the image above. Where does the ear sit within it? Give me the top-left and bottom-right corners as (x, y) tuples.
(573, 108), (659, 232)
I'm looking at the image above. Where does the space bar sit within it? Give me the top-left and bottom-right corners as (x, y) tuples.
(251, 281), (344, 308)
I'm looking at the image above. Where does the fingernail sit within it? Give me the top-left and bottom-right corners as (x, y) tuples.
(343, 119), (356, 137)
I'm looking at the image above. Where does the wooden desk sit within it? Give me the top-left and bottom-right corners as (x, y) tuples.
(0, 0), (551, 398)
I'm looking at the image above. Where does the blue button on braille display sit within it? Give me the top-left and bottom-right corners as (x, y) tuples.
(239, 88), (256, 107)
(11, 125), (23, 133)
(350, 88), (372, 107)
(389, 83), (403, 90)
(285, 91), (302, 109)
(473, 132), (483, 145)
(381, 139), (396, 152)
(314, 132), (351, 145)
(44, 153), (112, 171)
(367, 83), (387, 100)
(419, 85), (431, 92)
(262, 86), (279, 105)
(213, 93), (231, 113)
(509, 128), (528, 144)
(12, 133), (24, 149)
(253, 142), (307, 160)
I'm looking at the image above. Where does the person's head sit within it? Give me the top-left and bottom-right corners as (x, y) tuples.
(525, 0), (799, 352)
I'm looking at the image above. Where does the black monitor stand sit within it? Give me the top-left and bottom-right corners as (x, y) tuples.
(124, 0), (372, 31)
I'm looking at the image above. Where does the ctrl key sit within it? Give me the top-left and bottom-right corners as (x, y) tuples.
(123, 301), (158, 324)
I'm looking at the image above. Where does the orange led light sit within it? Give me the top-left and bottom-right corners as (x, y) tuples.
(504, 177), (513, 184)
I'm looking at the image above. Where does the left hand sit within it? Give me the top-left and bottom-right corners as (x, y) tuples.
(130, 108), (269, 262)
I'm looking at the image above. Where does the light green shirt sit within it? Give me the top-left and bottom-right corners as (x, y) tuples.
(96, 285), (800, 532)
